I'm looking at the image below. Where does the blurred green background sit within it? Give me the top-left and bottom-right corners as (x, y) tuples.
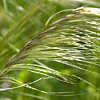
(0, 0), (100, 100)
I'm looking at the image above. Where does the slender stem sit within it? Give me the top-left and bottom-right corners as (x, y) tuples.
(0, 67), (10, 78)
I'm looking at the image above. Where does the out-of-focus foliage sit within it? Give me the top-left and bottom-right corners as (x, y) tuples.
(0, 0), (100, 100)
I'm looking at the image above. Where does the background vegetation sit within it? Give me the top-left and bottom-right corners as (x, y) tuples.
(0, 0), (100, 100)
